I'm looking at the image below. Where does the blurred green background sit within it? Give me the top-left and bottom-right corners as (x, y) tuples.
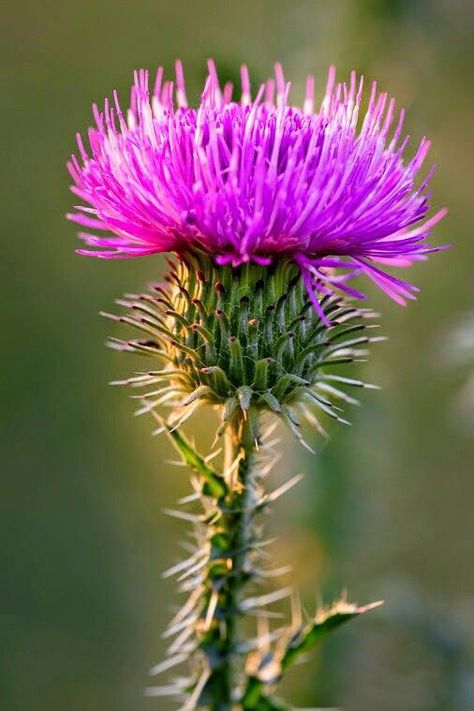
(2, 1), (473, 709)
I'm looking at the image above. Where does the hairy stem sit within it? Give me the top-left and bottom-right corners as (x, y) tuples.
(203, 417), (258, 709)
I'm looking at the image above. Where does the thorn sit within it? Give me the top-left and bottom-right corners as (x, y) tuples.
(291, 590), (303, 629)
(204, 590), (219, 631)
(265, 474), (304, 504)
(204, 448), (222, 463)
(162, 613), (199, 639)
(223, 452), (244, 480)
(162, 508), (202, 523)
(241, 586), (293, 611)
(179, 669), (211, 711)
(166, 623), (195, 655)
(262, 437), (282, 451)
(162, 552), (202, 579)
(257, 613), (270, 652)
(254, 537), (279, 549)
(261, 420), (279, 441)
(168, 588), (202, 627)
(246, 608), (285, 619)
(144, 684), (186, 697)
(258, 564), (293, 578)
(149, 653), (189, 676)
(176, 557), (208, 583)
(357, 599), (384, 613)
(177, 492), (201, 504)
(237, 625), (288, 653)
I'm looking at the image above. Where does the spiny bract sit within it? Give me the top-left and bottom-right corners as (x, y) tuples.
(105, 254), (382, 446)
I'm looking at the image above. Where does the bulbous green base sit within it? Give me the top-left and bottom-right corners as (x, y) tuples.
(105, 252), (380, 443)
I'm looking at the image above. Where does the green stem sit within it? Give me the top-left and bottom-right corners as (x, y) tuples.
(202, 416), (258, 710)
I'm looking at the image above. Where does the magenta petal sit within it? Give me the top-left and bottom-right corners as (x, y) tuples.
(67, 60), (446, 310)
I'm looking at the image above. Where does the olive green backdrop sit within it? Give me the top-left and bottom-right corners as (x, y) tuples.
(2, 1), (473, 709)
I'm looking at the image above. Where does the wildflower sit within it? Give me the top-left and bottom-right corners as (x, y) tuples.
(68, 61), (448, 708)
(68, 60), (446, 319)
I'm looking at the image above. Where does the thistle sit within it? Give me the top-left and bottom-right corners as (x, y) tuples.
(67, 60), (445, 709)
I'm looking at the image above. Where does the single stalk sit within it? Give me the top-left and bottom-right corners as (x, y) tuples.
(203, 416), (258, 710)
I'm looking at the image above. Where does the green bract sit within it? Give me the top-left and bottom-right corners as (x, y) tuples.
(106, 253), (381, 447)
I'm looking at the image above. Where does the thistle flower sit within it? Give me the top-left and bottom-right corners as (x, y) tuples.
(68, 60), (446, 319)
(67, 61), (447, 709)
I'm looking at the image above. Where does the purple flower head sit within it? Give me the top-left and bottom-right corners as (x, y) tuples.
(67, 60), (446, 319)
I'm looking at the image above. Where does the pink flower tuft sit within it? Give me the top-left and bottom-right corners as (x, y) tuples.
(67, 60), (447, 310)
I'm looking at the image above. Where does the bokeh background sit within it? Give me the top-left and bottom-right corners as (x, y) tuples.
(2, 1), (473, 709)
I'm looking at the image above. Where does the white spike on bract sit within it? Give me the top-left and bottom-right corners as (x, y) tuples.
(258, 565), (293, 578)
(166, 624), (195, 656)
(168, 400), (202, 431)
(134, 391), (176, 416)
(300, 405), (329, 439)
(110, 373), (154, 386)
(265, 474), (304, 504)
(179, 669), (211, 711)
(223, 452), (244, 480)
(189, 475), (202, 494)
(316, 382), (360, 406)
(258, 454), (282, 478)
(149, 653), (189, 676)
(322, 374), (380, 389)
(236, 625), (287, 653)
(204, 447), (222, 463)
(254, 536), (278, 549)
(260, 437), (281, 451)
(246, 608), (285, 619)
(144, 684), (186, 698)
(179, 578), (204, 593)
(161, 458), (187, 468)
(260, 420), (279, 441)
(257, 613), (271, 651)
(291, 590), (303, 629)
(240, 586), (293, 611)
(176, 557), (208, 583)
(130, 376), (168, 388)
(162, 552), (202, 579)
(162, 508), (202, 523)
(314, 597), (384, 623)
(131, 388), (176, 400)
(337, 416), (352, 427)
(296, 432), (316, 455)
(168, 588), (202, 628)
(177, 491), (201, 504)
(162, 612), (199, 639)
(204, 590), (219, 631)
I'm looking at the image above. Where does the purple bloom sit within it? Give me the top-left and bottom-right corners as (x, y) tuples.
(67, 60), (446, 317)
